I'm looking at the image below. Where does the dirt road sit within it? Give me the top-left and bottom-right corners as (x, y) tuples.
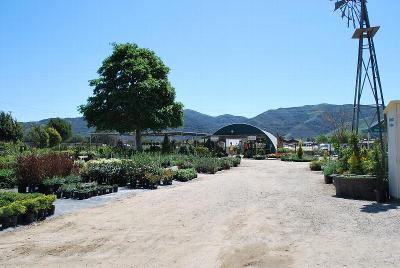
(1, 159), (399, 267)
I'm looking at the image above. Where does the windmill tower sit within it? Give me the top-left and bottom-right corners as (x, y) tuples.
(332, 0), (385, 151)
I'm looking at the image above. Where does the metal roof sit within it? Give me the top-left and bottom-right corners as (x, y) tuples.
(213, 123), (277, 151)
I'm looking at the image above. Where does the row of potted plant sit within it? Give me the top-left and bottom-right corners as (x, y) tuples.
(0, 192), (56, 230)
(57, 182), (118, 200)
(174, 168), (198, 182)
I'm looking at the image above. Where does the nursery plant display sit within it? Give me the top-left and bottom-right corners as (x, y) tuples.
(0, 192), (56, 230)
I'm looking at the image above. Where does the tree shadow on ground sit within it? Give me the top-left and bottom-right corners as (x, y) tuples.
(360, 202), (400, 214)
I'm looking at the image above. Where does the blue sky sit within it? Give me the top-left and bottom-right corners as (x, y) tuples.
(0, 0), (398, 122)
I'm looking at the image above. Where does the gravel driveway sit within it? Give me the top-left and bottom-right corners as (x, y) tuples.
(0, 159), (399, 267)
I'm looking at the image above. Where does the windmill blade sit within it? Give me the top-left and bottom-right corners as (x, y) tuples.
(335, 0), (347, 11)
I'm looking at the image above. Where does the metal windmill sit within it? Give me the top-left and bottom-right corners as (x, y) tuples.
(332, 0), (385, 148)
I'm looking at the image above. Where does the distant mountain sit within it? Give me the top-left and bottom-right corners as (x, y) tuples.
(23, 104), (377, 138)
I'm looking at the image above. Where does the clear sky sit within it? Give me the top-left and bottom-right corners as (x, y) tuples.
(0, 0), (398, 122)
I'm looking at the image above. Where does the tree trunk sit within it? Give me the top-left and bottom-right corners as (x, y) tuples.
(135, 129), (143, 151)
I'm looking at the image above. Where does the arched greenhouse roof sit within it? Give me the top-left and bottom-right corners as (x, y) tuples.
(213, 124), (277, 152)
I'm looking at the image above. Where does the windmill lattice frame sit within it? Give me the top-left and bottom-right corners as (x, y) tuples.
(332, 0), (385, 152)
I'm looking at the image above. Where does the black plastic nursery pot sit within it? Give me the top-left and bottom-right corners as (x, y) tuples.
(46, 205), (56, 217)
(23, 213), (36, 224)
(113, 186), (118, 192)
(63, 191), (71, 199)
(1, 216), (18, 229)
(333, 175), (377, 201)
(1, 216), (11, 230)
(37, 209), (47, 221)
(75, 192), (85, 200)
(324, 175), (334, 184)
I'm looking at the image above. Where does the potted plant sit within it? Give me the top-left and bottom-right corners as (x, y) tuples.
(36, 197), (48, 221)
(113, 184), (119, 192)
(21, 198), (39, 224)
(45, 195), (56, 216)
(309, 160), (322, 171)
(323, 160), (337, 184)
(0, 202), (26, 229)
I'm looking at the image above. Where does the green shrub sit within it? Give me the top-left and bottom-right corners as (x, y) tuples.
(309, 160), (322, 171)
(178, 145), (195, 155)
(194, 157), (219, 174)
(0, 168), (16, 189)
(0, 155), (17, 169)
(219, 158), (232, 170)
(0, 201), (26, 217)
(297, 142), (303, 159)
(348, 152), (362, 175)
(46, 127), (62, 147)
(281, 154), (315, 162)
(81, 158), (124, 185)
(161, 134), (171, 154)
(195, 146), (209, 156)
(174, 168), (197, 182)
(159, 169), (175, 185)
(0, 192), (55, 216)
(323, 160), (338, 176)
(277, 148), (289, 153)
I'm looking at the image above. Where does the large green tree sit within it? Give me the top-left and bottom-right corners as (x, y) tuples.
(28, 125), (49, 148)
(79, 43), (183, 150)
(0, 111), (23, 142)
(47, 118), (72, 141)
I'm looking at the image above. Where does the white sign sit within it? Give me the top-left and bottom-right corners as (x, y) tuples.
(210, 136), (219, 142)
(248, 136), (257, 141)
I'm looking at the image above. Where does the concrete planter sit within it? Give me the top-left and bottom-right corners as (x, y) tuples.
(333, 175), (377, 201)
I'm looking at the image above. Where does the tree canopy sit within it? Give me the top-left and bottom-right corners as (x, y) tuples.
(47, 118), (72, 141)
(46, 127), (62, 147)
(79, 43), (183, 150)
(28, 125), (49, 148)
(0, 111), (23, 142)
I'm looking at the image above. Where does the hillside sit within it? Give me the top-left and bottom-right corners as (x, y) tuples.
(23, 104), (377, 138)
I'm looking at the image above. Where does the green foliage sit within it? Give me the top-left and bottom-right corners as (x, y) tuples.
(315, 134), (329, 144)
(297, 142), (303, 159)
(253, 155), (266, 160)
(337, 146), (352, 174)
(0, 193), (55, 216)
(47, 118), (72, 141)
(323, 160), (338, 176)
(29, 125), (49, 148)
(281, 154), (316, 162)
(174, 168), (197, 182)
(178, 144), (195, 155)
(277, 148), (289, 154)
(79, 43), (184, 150)
(372, 143), (387, 182)
(309, 160), (322, 171)
(0, 168), (16, 189)
(193, 157), (220, 174)
(161, 134), (171, 154)
(46, 127), (62, 147)
(0, 201), (26, 217)
(195, 146), (209, 156)
(81, 158), (125, 185)
(0, 111), (23, 142)
(348, 152), (362, 174)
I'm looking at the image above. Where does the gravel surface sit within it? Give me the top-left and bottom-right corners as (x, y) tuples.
(0, 159), (399, 267)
